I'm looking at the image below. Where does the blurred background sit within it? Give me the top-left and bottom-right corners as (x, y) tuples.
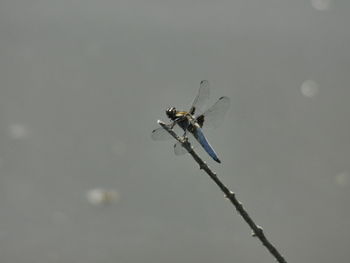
(1, 0), (349, 262)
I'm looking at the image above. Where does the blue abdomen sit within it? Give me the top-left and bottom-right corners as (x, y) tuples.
(193, 127), (221, 163)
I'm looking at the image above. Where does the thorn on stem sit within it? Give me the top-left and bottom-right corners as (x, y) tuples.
(226, 191), (235, 199)
(252, 226), (264, 237)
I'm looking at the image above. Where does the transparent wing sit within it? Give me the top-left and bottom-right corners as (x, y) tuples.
(151, 126), (172, 141)
(198, 96), (230, 129)
(174, 132), (200, 155)
(151, 122), (183, 141)
(189, 80), (210, 117)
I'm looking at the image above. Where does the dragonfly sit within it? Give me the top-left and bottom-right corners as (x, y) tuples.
(151, 80), (230, 163)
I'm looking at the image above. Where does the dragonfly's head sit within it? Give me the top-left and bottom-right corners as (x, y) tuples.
(166, 107), (177, 120)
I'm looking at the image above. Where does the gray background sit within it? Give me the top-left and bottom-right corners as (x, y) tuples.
(0, 0), (349, 262)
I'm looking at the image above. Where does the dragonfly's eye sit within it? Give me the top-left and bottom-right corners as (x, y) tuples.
(166, 107), (177, 120)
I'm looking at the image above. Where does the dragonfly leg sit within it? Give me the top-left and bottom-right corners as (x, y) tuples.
(181, 130), (188, 140)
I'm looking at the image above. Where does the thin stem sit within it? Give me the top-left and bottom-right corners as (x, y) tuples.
(158, 120), (287, 263)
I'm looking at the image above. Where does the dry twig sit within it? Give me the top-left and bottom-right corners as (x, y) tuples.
(158, 120), (287, 263)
